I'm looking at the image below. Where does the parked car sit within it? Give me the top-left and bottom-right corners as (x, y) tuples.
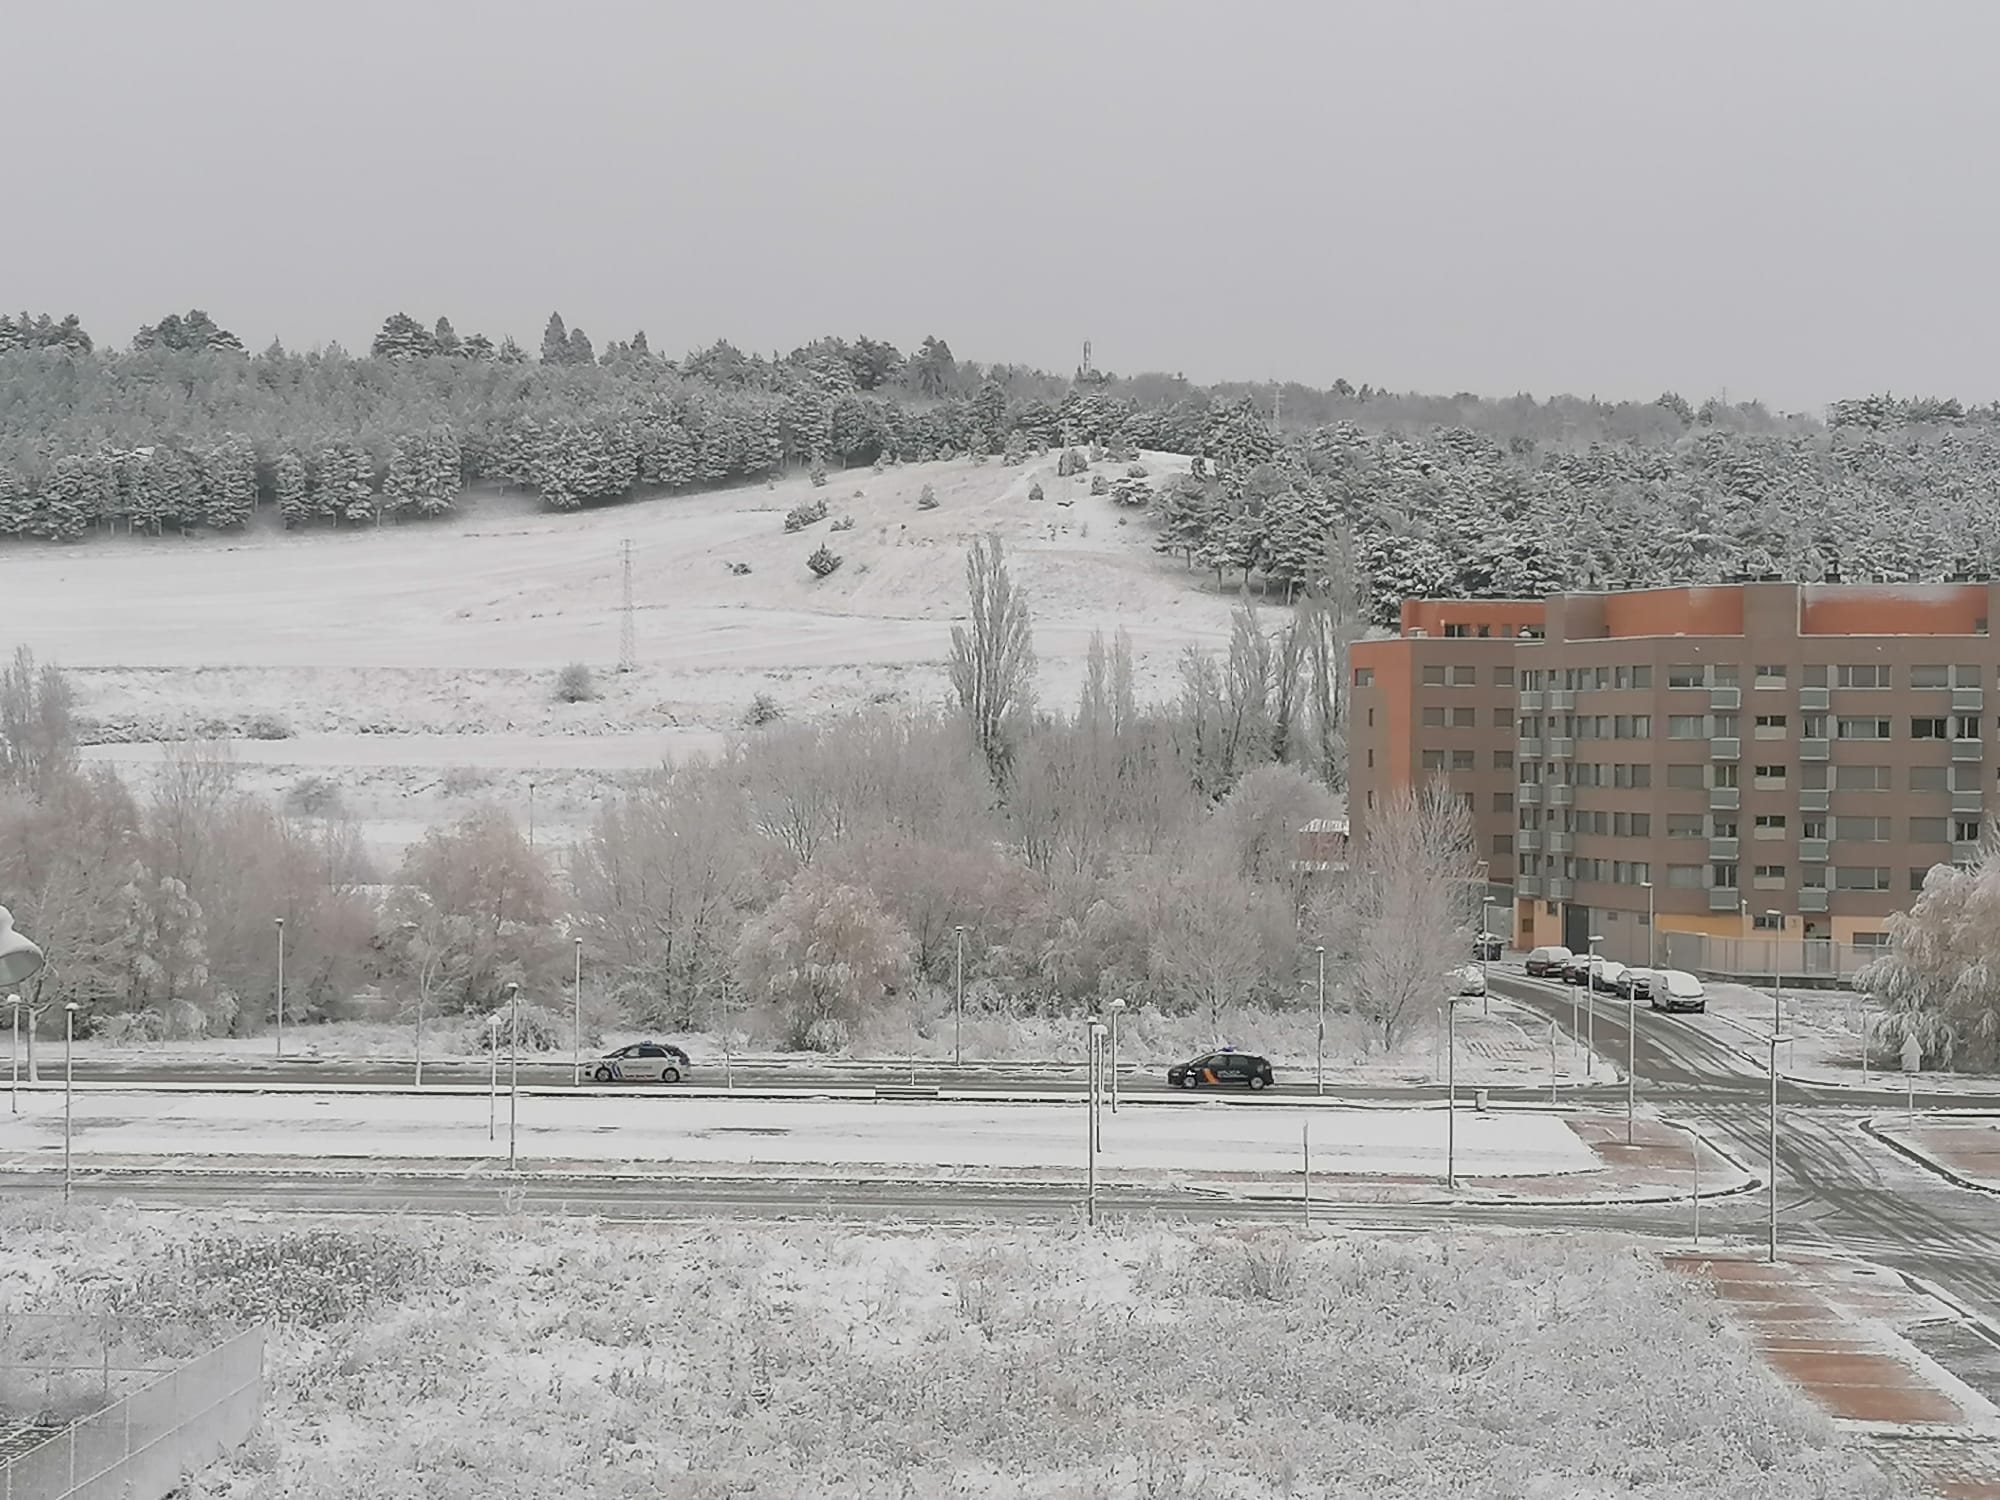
(1454, 963), (1487, 997)
(1472, 932), (1504, 962)
(1620, 967), (1657, 1002)
(1166, 1050), (1275, 1091)
(588, 1042), (691, 1084)
(1590, 959), (1630, 994)
(1561, 954), (1593, 986)
(1649, 969), (1707, 1014)
(1525, 945), (1573, 978)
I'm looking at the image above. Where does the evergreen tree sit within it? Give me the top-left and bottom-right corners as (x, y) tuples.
(461, 332), (496, 360)
(199, 435), (257, 529)
(566, 326), (595, 366)
(496, 335), (527, 363)
(540, 312), (570, 365)
(433, 317), (463, 356)
(273, 450), (309, 528)
(371, 312), (436, 360)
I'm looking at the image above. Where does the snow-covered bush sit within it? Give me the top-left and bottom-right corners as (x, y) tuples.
(783, 498), (828, 532)
(806, 543), (842, 577)
(553, 662), (596, 703)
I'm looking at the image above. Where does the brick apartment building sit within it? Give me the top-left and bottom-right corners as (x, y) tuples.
(1348, 581), (2000, 975)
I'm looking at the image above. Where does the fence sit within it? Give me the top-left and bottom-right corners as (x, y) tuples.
(0, 1322), (265, 1500)
(1653, 932), (1881, 988)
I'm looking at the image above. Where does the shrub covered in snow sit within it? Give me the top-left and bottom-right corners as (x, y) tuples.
(806, 543), (842, 578)
(783, 498), (828, 532)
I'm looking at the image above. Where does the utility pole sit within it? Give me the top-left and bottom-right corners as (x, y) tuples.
(618, 538), (636, 672)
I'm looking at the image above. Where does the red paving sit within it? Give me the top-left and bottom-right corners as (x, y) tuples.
(1467, 1112), (1739, 1200)
(1670, 1253), (2000, 1497)
(1893, 1121), (2000, 1192)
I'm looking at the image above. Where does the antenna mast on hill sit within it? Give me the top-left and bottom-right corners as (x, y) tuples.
(617, 538), (635, 673)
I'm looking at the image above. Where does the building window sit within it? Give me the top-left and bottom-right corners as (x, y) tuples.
(1834, 816), (1890, 842)
(1494, 666), (1515, 687)
(1956, 664), (1982, 686)
(1422, 707), (1446, 728)
(1666, 864), (1705, 889)
(1754, 714), (1787, 739)
(1752, 865), (1787, 889)
(1666, 764), (1705, 789)
(1667, 813), (1705, 837)
(1752, 911), (1785, 929)
(1912, 717), (1948, 740)
(1835, 764), (1891, 791)
(1910, 817), (1948, 843)
(1837, 717), (1891, 740)
(1802, 664), (1829, 687)
(1422, 666), (1446, 687)
(1754, 664), (1787, 686)
(1956, 715), (1981, 740)
(1956, 818), (1982, 842)
(1801, 714), (1828, 739)
(1631, 665), (1652, 688)
(1711, 817), (1738, 841)
(1713, 761), (1740, 787)
(1801, 816), (1828, 840)
(1451, 749), (1476, 771)
(1615, 763), (1652, 789)
(1910, 665), (1949, 688)
(1368, 708), (1375, 727)
(1912, 766), (1949, 792)
(1422, 750), (1447, 772)
(1443, 624), (1469, 638)
(1354, 666), (1375, 687)
(1493, 834), (1513, 855)
(1451, 665), (1477, 686)
(1833, 866), (1891, 891)
(1667, 664), (1704, 688)
(1837, 664), (1890, 689)
(1853, 931), (1893, 951)
(1450, 707), (1475, 728)
(1711, 862), (1739, 889)
(1753, 814), (1787, 838)
(1492, 707), (1512, 728)
(1753, 765), (1787, 789)
(1667, 715), (1706, 739)
(1911, 866), (1933, 891)
(1494, 791), (1514, 813)
(1493, 751), (1514, 772)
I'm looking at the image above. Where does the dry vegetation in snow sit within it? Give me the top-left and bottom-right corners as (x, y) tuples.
(0, 1203), (1896, 1500)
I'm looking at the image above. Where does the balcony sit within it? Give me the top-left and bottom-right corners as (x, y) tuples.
(1516, 830), (1541, 853)
(1708, 887), (1742, 912)
(1710, 737), (1741, 761)
(1799, 685), (1830, 710)
(1798, 838), (1829, 863)
(1709, 685), (1741, 710)
(1545, 832), (1573, 855)
(1709, 786), (1741, 811)
(1516, 737), (1544, 760)
(1517, 689), (1545, 712)
(1546, 737), (1575, 759)
(1515, 876), (1542, 898)
(1708, 837), (1740, 861)
(1799, 788), (1830, 812)
(1546, 689), (1576, 711)
(1798, 738), (1830, 761)
(1799, 888), (1829, 913)
(1518, 783), (1543, 806)
(1548, 785), (1575, 807)
(1544, 878), (1573, 901)
(1954, 840), (1983, 866)
(1953, 738), (1984, 762)
(1954, 686), (1985, 712)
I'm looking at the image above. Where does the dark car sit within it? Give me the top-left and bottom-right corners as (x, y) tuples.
(1561, 955), (1592, 986)
(1166, 1050), (1275, 1091)
(588, 1041), (691, 1084)
(1472, 932), (1504, 962)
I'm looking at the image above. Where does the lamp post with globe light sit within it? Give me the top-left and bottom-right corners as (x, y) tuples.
(0, 909), (47, 1092)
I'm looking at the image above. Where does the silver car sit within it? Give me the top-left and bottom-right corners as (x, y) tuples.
(588, 1042), (690, 1084)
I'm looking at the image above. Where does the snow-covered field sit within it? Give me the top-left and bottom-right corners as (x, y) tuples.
(2, 455), (1233, 861)
(0, 1204), (1885, 1499)
(0, 1092), (1595, 1180)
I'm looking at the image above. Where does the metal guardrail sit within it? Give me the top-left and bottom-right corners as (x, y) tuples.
(1, 1323), (264, 1500)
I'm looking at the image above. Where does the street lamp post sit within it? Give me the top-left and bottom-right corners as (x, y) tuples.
(1768, 1033), (1792, 1263)
(1445, 994), (1458, 1191)
(274, 917), (286, 1060)
(1479, 897), (1493, 1018)
(572, 938), (584, 1089)
(953, 925), (965, 1069)
(1625, 985), (1637, 1145)
(1085, 1019), (1106, 1227)
(1108, 997), (1125, 1114)
(505, 982), (522, 1172)
(1766, 910), (1784, 1071)
(1585, 932), (1604, 1077)
(1641, 880), (1655, 969)
(7, 994), (18, 1115)
(63, 1001), (78, 1204)
(1314, 944), (1326, 1097)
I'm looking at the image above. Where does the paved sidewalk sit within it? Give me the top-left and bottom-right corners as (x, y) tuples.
(1871, 1115), (2000, 1194)
(1669, 1251), (2000, 1496)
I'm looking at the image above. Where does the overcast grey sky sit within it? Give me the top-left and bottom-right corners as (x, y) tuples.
(5, 1), (1994, 409)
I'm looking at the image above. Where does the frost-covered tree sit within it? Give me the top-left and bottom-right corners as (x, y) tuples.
(949, 534), (1036, 785)
(733, 869), (913, 1051)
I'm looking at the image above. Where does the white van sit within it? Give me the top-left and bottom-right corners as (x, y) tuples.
(1524, 945), (1573, 978)
(1651, 969), (1707, 1014)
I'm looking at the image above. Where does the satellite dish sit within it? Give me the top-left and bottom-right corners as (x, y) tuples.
(0, 907), (44, 987)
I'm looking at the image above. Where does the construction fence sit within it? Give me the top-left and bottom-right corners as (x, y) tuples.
(0, 1318), (265, 1500)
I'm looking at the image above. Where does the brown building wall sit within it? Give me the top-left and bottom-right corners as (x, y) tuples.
(1348, 582), (2000, 962)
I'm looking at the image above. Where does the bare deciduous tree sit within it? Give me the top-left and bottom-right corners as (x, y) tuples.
(733, 869), (913, 1051)
(0, 646), (77, 801)
(948, 533), (1035, 785)
(1344, 782), (1479, 1052)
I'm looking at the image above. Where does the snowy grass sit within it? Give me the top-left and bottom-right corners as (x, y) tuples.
(0, 1204), (1893, 1499)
